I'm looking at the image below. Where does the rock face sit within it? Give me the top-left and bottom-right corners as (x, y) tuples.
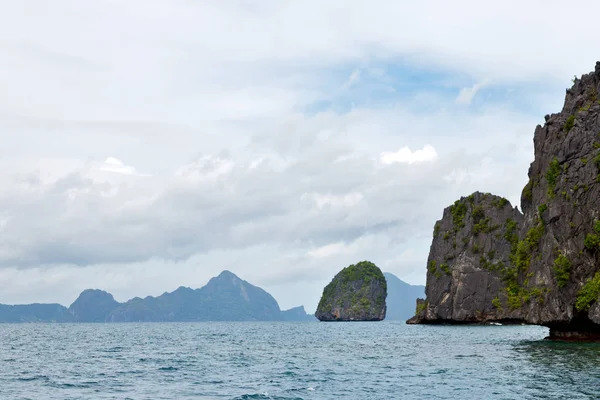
(316, 261), (387, 321)
(407, 192), (524, 324)
(408, 62), (600, 339)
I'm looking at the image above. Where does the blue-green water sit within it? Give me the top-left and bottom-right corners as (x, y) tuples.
(1, 322), (599, 399)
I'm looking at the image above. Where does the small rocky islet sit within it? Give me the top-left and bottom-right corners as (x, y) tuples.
(408, 61), (600, 340)
(315, 261), (387, 321)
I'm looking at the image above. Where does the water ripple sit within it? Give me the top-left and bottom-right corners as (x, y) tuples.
(1, 322), (598, 399)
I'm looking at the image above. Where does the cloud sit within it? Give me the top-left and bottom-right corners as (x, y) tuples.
(456, 81), (488, 105)
(0, 0), (592, 310)
(341, 69), (361, 90)
(0, 104), (535, 271)
(311, 192), (364, 209)
(308, 242), (353, 259)
(96, 157), (146, 176)
(380, 145), (438, 165)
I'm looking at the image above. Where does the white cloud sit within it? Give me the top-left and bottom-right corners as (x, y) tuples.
(341, 69), (361, 90)
(308, 242), (353, 258)
(311, 192), (363, 209)
(0, 0), (589, 310)
(96, 157), (143, 176)
(174, 155), (236, 183)
(380, 145), (438, 165)
(456, 81), (488, 105)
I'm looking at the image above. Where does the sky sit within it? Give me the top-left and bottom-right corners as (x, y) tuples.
(1, 0), (599, 312)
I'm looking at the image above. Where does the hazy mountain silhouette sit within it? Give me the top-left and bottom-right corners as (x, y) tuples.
(0, 271), (314, 322)
(384, 272), (425, 320)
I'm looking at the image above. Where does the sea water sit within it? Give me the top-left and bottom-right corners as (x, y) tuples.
(1, 321), (598, 399)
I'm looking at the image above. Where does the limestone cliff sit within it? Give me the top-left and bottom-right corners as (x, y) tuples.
(409, 62), (600, 339)
(409, 192), (525, 324)
(316, 261), (387, 321)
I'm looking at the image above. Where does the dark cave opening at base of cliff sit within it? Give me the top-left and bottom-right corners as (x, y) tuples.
(546, 314), (600, 341)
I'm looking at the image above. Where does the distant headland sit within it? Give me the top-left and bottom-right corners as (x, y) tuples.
(0, 270), (423, 323)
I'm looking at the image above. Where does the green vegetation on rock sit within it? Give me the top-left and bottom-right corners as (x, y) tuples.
(546, 157), (561, 198)
(450, 200), (468, 229)
(491, 297), (502, 310)
(473, 217), (498, 235)
(316, 261), (387, 321)
(440, 263), (451, 276)
(501, 215), (546, 309)
(564, 115), (575, 132)
(428, 260), (442, 279)
(433, 222), (441, 238)
(576, 272), (600, 312)
(522, 180), (533, 201)
(472, 205), (485, 223)
(553, 253), (571, 288)
(584, 220), (600, 251)
(510, 216), (544, 273)
(491, 197), (509, 209)
(504, 219), (519, 250)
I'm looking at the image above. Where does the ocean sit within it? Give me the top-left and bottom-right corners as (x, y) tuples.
(1, 321), (599, 399)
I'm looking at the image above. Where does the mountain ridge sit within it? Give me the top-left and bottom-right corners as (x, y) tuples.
(384, 272), (425, 320)
(0, 270), (422, 323)
(0, 271), (314, 323)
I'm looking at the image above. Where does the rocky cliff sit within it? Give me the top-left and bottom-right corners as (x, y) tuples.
(408, 192), (525, 324)
(316, 261), (387, 321)
(408, 62), (600, 339)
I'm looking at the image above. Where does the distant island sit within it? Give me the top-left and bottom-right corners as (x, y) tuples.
(316, 261), (387, 321)
(0, 271), (313, 323)
(0, 270), (423, 323)
(384, 272), (425, 320)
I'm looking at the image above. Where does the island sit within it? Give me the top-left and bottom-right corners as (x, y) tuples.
(316, 261), (387, 321)
(0, 271), (315, 323)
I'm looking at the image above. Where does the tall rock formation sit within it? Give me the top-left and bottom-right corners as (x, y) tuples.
(408, 62), (600, 339)
(316, 261), (387, 321)
(410, 192), (525, 323)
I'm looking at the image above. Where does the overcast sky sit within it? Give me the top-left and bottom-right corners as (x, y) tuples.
(1, 1), (599, 312)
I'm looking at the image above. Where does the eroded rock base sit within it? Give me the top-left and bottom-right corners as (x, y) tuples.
(546, 330), (600, 341)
